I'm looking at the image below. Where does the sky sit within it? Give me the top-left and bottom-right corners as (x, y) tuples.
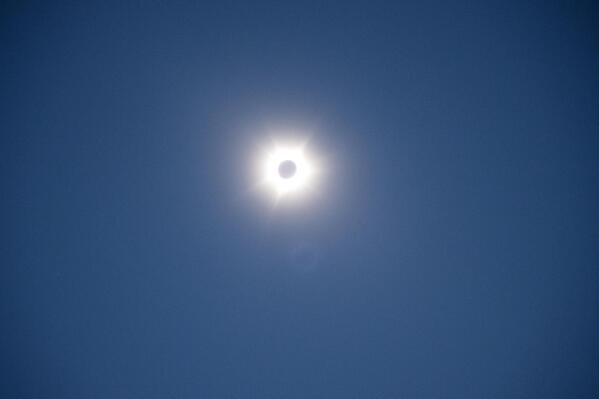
(2, 1), (599, 398)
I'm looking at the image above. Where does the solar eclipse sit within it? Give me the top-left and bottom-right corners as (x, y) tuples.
(259, 140), (318, 200)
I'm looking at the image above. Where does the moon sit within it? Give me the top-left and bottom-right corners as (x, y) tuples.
(278, 160), (297, 179)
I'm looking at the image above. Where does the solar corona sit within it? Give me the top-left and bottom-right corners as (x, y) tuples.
(260, 142), (317, 199)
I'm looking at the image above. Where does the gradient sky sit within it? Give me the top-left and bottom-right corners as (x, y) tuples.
(3, 1), (599, 398)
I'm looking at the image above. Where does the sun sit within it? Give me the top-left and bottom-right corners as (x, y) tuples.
(261, 144), (315, 197)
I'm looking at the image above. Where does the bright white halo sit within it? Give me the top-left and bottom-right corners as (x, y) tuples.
(262, 144), (315, 197)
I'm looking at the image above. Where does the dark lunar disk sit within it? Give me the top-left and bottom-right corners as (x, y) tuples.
(278, 160), (297, 179)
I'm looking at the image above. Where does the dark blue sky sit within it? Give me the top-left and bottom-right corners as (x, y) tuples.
(3, 1), (599, 397)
